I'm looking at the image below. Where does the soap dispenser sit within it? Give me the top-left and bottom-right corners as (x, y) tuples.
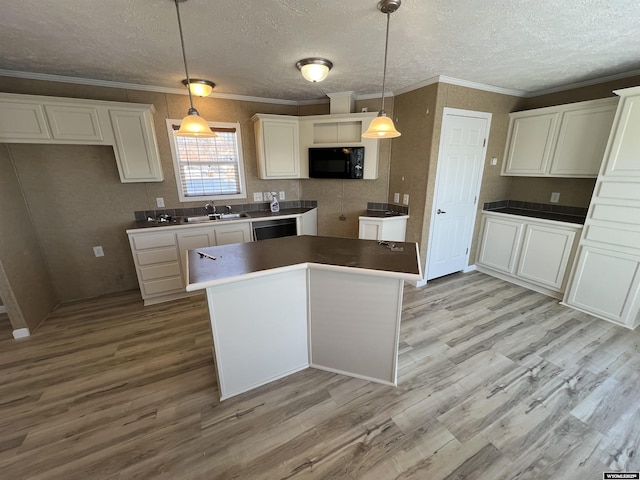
(270, 192), (280, 213)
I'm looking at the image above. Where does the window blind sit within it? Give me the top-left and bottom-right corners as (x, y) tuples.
(171, 125), (242, 197)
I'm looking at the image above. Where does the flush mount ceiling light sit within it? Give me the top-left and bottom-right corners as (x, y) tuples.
(182, 78), (216, 97)
(172, 0), (216, 137)
(363, 0), (401, 139)
(296, 58), (333, 83)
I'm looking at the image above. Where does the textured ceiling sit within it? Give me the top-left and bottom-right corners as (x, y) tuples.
(1, 0), (639, 101)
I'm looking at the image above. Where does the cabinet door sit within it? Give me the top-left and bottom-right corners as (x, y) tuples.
(549, 105), (616, 177)
(256, 119), (300, 179)
(516, 224), (576, 290)
(299, 208), (318, 236)
(359, 219), (382, 240)
(176, 228), (216, 278)
(44, 104), (104, 142)
(109, 108), (163, 182)
(0, 101), (51, 140)
(477, 216), (524, 274)
(213, 223), (251, 245)
(566, 246), (640, 326)
(605, 93), (640, 177)
(503, 112), (558, 175)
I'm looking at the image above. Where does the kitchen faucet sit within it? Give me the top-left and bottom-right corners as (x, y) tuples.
(205, 203), (216, 215)
(225, 205), (232, 213)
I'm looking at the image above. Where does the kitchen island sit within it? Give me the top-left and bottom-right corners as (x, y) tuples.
(186, 235), (422, 400)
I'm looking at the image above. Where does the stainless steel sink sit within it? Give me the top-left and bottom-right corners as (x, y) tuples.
(185, 212), (250, 223)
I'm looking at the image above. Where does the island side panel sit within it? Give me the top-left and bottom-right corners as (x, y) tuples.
(308, 268), (404, 385)
(206, 268), (309, 400)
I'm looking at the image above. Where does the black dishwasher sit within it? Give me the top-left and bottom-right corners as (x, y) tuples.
(252, 218), (297, 240)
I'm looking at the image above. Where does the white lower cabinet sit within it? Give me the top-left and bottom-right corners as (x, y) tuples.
(565, 246), (640, 325)
(213, 223), (251, 245)
(358, 215), (409, 242)
(477, 216), (524, 274)
(176, 228), (217, 279)
(476, 213), (581, 298)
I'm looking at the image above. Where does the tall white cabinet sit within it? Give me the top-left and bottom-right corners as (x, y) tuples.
(564, 86), (640, 329)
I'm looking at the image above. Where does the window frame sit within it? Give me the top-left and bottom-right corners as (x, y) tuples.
(166, 119), (248, 202)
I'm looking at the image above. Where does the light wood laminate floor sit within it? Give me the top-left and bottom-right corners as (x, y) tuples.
(1, 271), (639, 479)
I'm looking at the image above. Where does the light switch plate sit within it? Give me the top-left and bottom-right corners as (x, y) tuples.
(279, 191), (285, 200)
(550, 192), (560, 203)
(253, 192), (263, 202)
(403, 194), (409, 205)
(490, 157), (498, 166)
(93, 246), (104, 257)
(393, 193), (400, 203)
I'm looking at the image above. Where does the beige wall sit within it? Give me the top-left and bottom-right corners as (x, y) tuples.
(300, 97), (392, 238)
(0, 76), (391, 302)
(390, 82), (522, 268)
(0, 145), (58, 331)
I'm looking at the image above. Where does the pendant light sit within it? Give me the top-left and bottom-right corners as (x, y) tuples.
(172, 0), (216, 138)
(363, 0), (401, 139)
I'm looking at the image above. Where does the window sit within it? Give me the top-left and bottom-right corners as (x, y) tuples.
(166, 119), (247, 202)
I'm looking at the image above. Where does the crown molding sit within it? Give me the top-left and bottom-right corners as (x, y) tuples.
(0, 69), (310, 106)
(394, 75), (528, 97)
(524, 69), (640, 98)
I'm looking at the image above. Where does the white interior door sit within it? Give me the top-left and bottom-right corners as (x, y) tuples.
(426, 108), (491, 281)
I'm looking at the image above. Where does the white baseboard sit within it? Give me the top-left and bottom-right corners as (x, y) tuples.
(413, 278), (428, 287)
(0, 306), (6, 314)
(463, 264), (477, 273)
(12, 328), (30, 339)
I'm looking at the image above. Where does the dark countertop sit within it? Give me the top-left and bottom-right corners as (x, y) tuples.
(485, 206), (586, 225)
(361, 210), (409, 218)
(130, 207), (314, 230)
(186, 235), (422, 289)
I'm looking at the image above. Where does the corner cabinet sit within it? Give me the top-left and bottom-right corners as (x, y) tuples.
(476, 212), (581, 298)
(0, 93), (163, 183)
(502, 97), (618, 178)
(252, 114), (300, 179)
(251, 112), (380, 180)
(358, 215), (408, 242)
(564, 86), (640, 329)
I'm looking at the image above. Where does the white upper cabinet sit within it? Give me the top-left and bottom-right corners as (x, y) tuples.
(502, 97), (618, 178)
(0, 93), (163, 183)
(253, 114), (300, 179)
(252, 112), (380, 180)
(503, 112), (559, 175)
(44, 104), (104, 142)
(0, 99), (51, 140)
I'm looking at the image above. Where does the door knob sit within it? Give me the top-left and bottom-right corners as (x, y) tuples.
(437, 209), (446, 214)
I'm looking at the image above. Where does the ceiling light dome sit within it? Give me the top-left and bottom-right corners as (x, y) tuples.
(296, 58), (333, 83)
(182, 79), (215, 97)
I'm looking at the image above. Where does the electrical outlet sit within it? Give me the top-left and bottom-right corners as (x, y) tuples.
(361, 107), (368, 113)
(550, 192), (560, 203)
(279, 191), (285, 200)
(93, 246), (104, 257)
(402, 194), (409, 205)
(264, 192), (273, 201)
(156, 197), (165, 208)
(490, 157), (498, 166)
(393, 193), (400, 203)
(253, 192), (263, 202)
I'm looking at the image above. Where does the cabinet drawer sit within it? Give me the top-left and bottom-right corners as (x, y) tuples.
(133, 233), (176, 250)
(140, 262), (181, 281)
(136, 246), (179, 266)
(142, 276), (185, 296)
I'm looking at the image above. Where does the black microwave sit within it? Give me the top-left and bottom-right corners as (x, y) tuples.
(309, 147), (365, 179)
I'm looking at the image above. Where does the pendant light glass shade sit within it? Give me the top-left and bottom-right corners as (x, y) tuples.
(172, 0), (216, 138)
(176, 108), (216, 137)
(296, 58), (333, 83)
(362, 111), (401, 138)
(364, 0), (401, 139)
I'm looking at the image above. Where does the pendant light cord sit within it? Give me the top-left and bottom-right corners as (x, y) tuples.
(175, 0), (196, 113)
(380, 11), (391, 114)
